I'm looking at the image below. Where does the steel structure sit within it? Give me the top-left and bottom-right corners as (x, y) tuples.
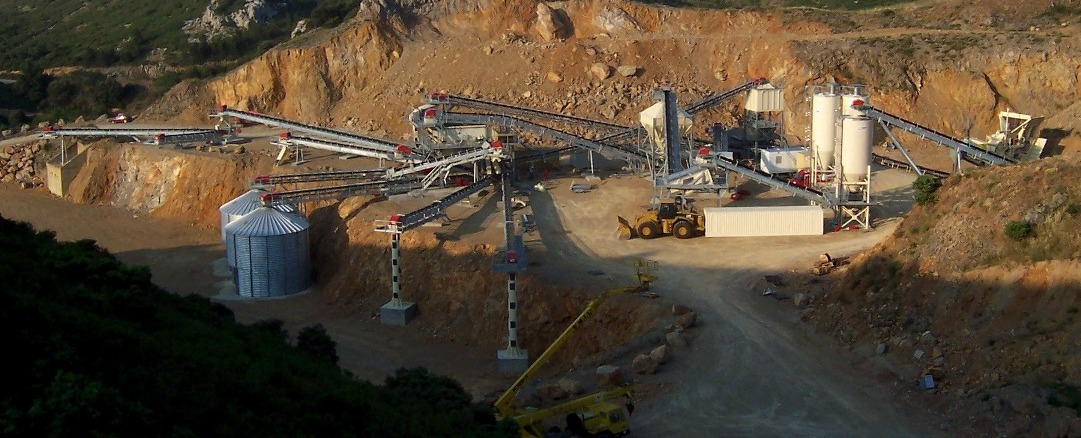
(272, 133), (416, 163)
(857, 104), (1014, 167)
(426, 92), (631, 134)
(209, 106), (410, 154)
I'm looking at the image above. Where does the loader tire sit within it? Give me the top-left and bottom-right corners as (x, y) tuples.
(673, 221), (695, 239)
(637, 221), (661, 239)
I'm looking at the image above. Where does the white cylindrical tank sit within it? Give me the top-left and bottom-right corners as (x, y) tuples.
(841, 116), (873, 183)
(225, 207), (312, 298)
(811, 93), (839, 169)
(841, 87), (870, 118)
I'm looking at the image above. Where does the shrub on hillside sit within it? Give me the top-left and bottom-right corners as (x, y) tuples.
(1005, 220), (1034, 240)
(912, 174), (941, 205)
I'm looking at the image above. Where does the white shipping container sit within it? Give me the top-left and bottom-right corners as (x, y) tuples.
(704, 206), (824, 237)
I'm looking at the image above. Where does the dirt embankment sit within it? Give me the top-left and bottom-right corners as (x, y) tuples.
(794, 156), (1081, 437)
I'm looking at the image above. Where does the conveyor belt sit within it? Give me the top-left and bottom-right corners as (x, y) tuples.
(861, 105), (1013, 167)
(253, 169), (389, 185)
(709, 154), (828, 204)
(388, 176), (494, 233)
(429, 93), (630, 132)
(259, 179), (416, 206)
(210, 108), (405, 153)
(442, 113), (647, 163)
(684, 78), (766, 115)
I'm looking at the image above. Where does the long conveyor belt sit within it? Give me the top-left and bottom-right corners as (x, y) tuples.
(861, 105), (1013, 167)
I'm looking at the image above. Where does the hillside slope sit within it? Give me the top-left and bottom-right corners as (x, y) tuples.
(802, 156), (1081, 437)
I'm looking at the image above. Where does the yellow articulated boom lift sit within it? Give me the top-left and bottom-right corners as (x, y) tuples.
(494, 259), (659, 437)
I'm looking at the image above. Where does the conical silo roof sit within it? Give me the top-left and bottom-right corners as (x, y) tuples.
(225, 207), (310, 237)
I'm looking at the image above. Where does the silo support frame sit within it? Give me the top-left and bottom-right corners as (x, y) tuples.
(381, 232), (418, 326)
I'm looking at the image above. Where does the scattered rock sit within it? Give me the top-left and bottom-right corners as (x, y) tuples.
(631, 354), (657, 375)
(557, 378), (583, 397)
(649, 344), (670, 364)
(584, 46), (597, 56)
(914, 349), (925, 360)
(290, 19), (308, 38)
(521, 90), (532, 99)
(672, 304), (692, 316)
(932, 346), (943, 359)
(793, 293), (811, 309)
(596, 365), (624, 386)
(593, 6), (642, 34)
(665, 331), (686, 347)
(545, 71), (563, 83)
(590, 63), (612, 80)
(616, 65), (639, 77)
(876, 343), (888, 355)
(233, 146), (246, 154)
(484, 46), (494, 55)
(536, 381), (569, 401)
(676, 311), (696, 329)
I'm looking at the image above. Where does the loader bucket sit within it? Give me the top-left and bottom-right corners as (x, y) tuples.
(617, 216), (635, 240)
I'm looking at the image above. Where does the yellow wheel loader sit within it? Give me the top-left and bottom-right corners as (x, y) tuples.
(617, 197), (705, 240)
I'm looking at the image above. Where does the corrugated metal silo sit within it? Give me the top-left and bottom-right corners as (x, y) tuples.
(219, 189), (297, 267)
(224, 207), (312, 298)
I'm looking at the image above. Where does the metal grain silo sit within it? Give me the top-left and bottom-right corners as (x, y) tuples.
(224, 207), (312, 298)
(219, 189), (296, 267)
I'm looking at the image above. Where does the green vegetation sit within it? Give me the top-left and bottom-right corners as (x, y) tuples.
(0, 69), (138, 131)
(1048, 384), (1081, 416)
(0, 215), (516, 437)
(631, 0), (916, 10)
(1004, 220), (1034, 240)
(912, 174), (942, 205)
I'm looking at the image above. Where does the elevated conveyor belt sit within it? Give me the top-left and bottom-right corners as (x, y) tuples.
(210, 108), (405, 153)
(260, 179), (417, 206)
(276, 135), (413, 162)
(43, 127), (216, 138)
(152, 131), (223, 145)
(513, 146), (577, 164)
(429, 93), (630, 132)
(708, 154), (828, 204)
(442, 113), (647, 163)
(859, 105), (1014, 167)
(384, 176), (494, 233)
(253, 169), (389, 185)
(684, 78), (766, 115)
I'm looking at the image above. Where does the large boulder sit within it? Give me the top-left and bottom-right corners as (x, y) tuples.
(631, 354), (657, 375)
(593, 7), (641, 34)
(596, 365), (624, 386)
(535, 3), (570, 42)
(649, 344), (670, 365)
(676, 311), (697, 329)
(590, 63), (612, 80)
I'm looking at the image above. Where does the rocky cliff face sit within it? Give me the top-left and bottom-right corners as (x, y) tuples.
(159, 0), (1080, 158)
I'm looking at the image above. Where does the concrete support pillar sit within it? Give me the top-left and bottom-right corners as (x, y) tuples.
(497, 273), (529, 374)
(381, 232), (417, 326)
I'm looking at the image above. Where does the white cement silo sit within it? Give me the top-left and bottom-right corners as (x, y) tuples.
(811, 92), (840, 169)
(841, 116), (873, 183)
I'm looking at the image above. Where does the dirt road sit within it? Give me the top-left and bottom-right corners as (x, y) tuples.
(523, 168), (948, 437)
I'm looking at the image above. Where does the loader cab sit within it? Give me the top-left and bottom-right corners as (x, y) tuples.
(578, 402), (631, 436)
(656, 202), (678, 220)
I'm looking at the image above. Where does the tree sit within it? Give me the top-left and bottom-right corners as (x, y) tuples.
(297, 323), (338, 365)
(912, 174), (941, 205)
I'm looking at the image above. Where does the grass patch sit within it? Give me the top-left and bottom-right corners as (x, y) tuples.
(1048, 384), (1081, 416)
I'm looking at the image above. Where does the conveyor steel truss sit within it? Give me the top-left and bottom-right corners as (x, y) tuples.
(259, 179), (417, 206)
(381, 176), (495, 233)
(210, 107), (405, 153)
(441, 113), (647, 164)
(707, 154), (828, 204)
(859, 105), (1014, 167)
(427, 93), (631, 134)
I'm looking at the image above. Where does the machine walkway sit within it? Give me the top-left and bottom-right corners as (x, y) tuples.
(442, 113), (648, 164)
(210, 107), (406, 154)
(860, 105), (1014, 167)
